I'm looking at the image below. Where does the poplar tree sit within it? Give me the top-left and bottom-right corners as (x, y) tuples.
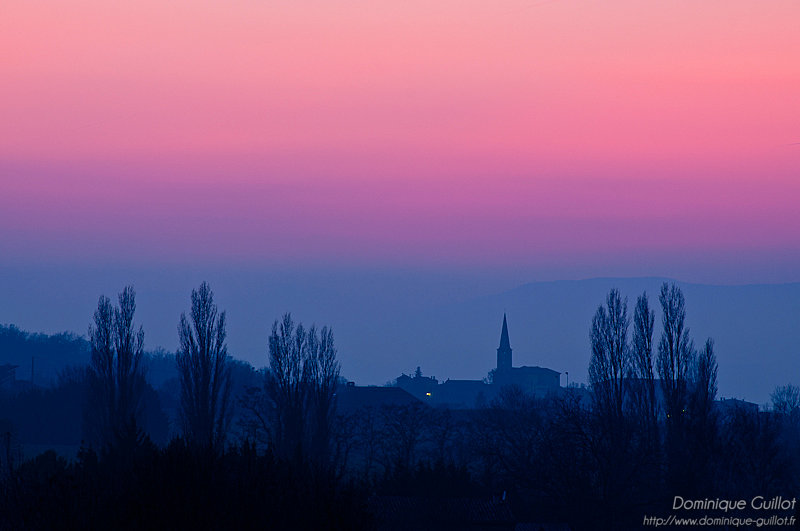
(177, 282), (232, 452)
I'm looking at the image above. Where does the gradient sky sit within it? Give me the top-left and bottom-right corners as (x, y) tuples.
(2, 0), (800, 278)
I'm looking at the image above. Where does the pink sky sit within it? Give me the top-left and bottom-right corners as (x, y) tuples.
(2, 0), (799, 280)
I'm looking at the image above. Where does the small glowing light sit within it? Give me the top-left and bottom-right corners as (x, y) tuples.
(426, 392), (431, 396)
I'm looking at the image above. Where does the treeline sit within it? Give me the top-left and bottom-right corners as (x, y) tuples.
(1, 282), (373, 529)
(572, 282), (800, 526)
(2, 282), (800, 529)
(0, 324), (89, 385)
(2, 441), (369, 530)
(316, 283), (799, 528)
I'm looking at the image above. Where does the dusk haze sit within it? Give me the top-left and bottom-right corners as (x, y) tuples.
(2, 2), (800, 528)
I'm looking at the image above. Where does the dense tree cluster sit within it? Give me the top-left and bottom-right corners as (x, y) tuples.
(0, 441), (370, 530)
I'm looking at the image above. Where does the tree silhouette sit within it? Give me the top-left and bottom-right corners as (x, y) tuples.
(265, 313), (340, 467)
(379, 402), (430, 473)
(657, 283), (695, 426)
(266, 313), (308, 460)
(686, 337), (719, 492)
(86, 286), (145, 449)
(587, 289), (653, 528)
(692, 338), (718, 420)
(589, 288), (630, 422)
(656, 282), (695, 490)
(771, 384), (800, 415)
(176, 282), (232, 452)
(631, 291), (657, 426)
(306, 324), (340, 467)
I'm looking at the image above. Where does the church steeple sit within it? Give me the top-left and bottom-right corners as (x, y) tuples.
(497, 313), (512, 372)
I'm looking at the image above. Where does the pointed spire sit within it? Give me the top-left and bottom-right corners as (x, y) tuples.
(499, 313), (511, 350)
(497, 313), (512, 372)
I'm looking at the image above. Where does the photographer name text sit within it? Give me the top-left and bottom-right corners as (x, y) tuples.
(673, 496), (797, 513)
